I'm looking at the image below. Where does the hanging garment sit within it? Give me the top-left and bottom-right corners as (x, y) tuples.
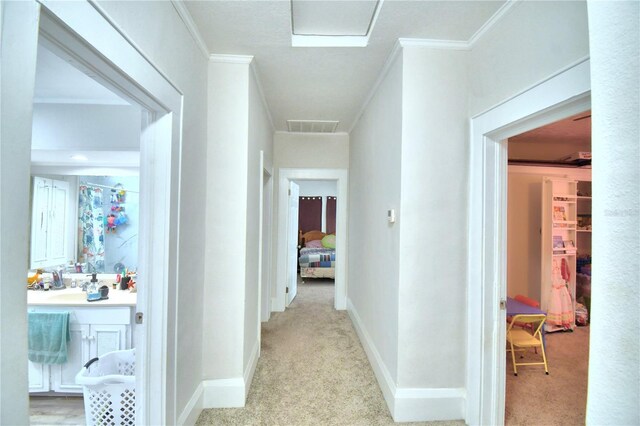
(547, 258), (574, 329)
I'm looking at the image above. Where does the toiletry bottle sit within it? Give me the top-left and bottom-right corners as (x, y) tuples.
(86, 273), (101, 302)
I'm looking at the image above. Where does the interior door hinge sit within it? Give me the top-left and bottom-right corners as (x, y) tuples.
(135, 312), (144, 324)
(286, 287), (289, 294)
(288, 189), (291, 196)
(500, 300), (507, 310)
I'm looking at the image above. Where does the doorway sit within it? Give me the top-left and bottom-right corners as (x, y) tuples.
(466, 58), (591, 425)
(28, 39), (142, 423)
(2, 3), (182, 424)
(504, 112), (592, 424)
(275, 168), (348, 312)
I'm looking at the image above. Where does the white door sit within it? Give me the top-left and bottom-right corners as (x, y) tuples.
(286, 181), (300, 306)
(30, 177), (50, 267)
(48, 180), (69, 265)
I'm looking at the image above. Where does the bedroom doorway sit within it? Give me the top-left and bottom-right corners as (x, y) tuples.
(276, 168), (348, 312)
(466, 59), (590, 425)
(296, 179), (338, 283)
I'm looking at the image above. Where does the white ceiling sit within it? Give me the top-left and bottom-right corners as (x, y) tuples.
(34, 44), (129, 105)
(291, 0), (379, 36)
(185, 0), (506, 132)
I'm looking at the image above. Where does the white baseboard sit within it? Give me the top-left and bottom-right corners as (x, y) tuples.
(202, 339), (260, 409)
(244, 339), (259, 397)
(347, 298), (465, 422)
(394, 387), (466, 422)
(271, 296), (284, 312)
(347, 298), (397, 416)
(177, 382), (203, 426)
(202, 378), (245, 408)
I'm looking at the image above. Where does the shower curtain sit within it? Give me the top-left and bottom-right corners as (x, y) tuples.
(78, 185), (105, 272)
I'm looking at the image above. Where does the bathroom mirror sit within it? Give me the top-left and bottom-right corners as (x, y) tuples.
(77, 175), (139, 273)
(29, 174), (139, 273)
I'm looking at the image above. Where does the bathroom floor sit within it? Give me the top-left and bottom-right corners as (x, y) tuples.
(30, 396), (85, 425)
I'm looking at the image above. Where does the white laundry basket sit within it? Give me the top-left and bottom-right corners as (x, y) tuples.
(75, 348), (135, 426)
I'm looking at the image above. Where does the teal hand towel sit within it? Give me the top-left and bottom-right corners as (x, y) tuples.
(28, 312), (71, 364)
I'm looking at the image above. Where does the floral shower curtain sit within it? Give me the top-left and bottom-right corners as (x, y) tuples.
(78, 185), (105, 272)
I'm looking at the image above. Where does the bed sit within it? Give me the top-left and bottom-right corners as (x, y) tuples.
(298, 230), (335, 279)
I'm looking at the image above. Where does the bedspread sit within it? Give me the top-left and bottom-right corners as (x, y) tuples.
(299, 247), (335, 268)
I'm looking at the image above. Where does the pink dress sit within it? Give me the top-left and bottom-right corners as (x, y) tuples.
(547, 258), (574, 330)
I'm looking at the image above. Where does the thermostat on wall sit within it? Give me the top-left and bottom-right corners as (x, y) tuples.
(388, 209), (396, 224)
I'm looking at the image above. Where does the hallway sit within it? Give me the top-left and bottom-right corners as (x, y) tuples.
(197, 281), (462, 425)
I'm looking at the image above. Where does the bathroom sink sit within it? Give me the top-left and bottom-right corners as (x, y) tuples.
(46, 292), (88, 303)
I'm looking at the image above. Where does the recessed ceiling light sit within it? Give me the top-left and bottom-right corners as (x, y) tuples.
(70, 154), (88, 161)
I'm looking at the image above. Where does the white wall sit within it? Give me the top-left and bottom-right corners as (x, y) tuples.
(94, 1), (209, 420)
(469, 0), (590, 116)
(31, 104), (141, 150)
(245, 67), (274, 379)
(586, 1), (639, 423)
(0, 2), (40, 422)
(396, 47), (468, 394)
(297, 180), (337, 197)
(274, 132), (349, 169)
(204, 61), (249, 383)
(348, 49), (403, 412)
(507, 166), (592, 301)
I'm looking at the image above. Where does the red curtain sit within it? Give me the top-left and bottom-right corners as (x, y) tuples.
(326, 197), (337, 235)
(298, 197), (322, 234)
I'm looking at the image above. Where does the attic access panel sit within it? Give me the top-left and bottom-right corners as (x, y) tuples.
(290, 0), (383, 47)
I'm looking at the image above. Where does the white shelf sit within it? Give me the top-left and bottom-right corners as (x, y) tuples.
(577, 196), (592, 200)
(577, 229), (592, 233)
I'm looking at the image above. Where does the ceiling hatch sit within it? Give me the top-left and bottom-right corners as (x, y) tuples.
(291, 0), (384, 47)
(287, 120), (339, 133)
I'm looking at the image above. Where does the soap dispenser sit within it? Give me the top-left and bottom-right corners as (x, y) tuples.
(86, 273), (102, 302)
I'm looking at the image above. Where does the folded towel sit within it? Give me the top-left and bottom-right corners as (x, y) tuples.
(28, 312), (71, 364)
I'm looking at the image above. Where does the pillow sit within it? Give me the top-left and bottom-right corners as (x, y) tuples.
(305, 239), (323, 248)
(321, 234), (336, 249)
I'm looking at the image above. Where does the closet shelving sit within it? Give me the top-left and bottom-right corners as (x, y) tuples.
(541, 178), (577, 331)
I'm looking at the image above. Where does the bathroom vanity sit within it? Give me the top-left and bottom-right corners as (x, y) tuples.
(27, 287), (136, 394)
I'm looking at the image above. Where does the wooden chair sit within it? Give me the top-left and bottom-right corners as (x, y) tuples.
(507, 314), (549, 376)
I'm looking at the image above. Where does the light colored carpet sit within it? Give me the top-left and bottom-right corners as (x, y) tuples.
(505, 325), (589, 425)
(197, 280), (463, 426)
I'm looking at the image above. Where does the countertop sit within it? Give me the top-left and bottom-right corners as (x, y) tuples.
(27, 287), (137, 307)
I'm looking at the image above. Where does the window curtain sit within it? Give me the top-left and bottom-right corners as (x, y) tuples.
(78, 185), (105, 273)
(298, 197), (322, 234)
(326, 196), (337, 235)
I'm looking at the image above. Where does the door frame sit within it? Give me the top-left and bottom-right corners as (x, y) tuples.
(258, 151), (273, 352)
(1, 1), (182, 423)
(466, 58), (591, 425)
(275, 168), (348, 311)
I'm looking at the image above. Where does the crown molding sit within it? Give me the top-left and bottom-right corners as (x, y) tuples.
(209, 54), (254, 64)
(170, 0), (209, 59)
(249, 60), (275, 131)
(398, 38), (470, 51)
(348, 39), (403, 133)
(468, 0), (520, 48)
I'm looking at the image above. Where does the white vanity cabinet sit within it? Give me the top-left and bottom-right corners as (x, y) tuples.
(28, 306), (133, 394)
